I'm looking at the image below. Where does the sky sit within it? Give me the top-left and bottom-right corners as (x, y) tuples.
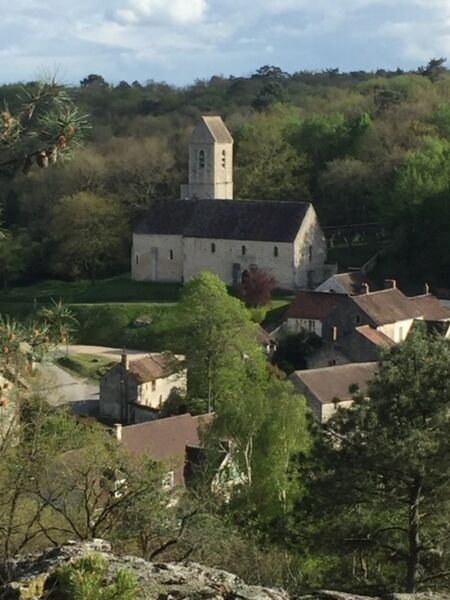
(1, 0), (450, 86)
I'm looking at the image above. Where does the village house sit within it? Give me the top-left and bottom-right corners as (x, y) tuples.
(315, 270), (379, 295)
(290, 362), (378, 422)
(99, 352), (186, 425)
(281, 279), (450, 366)
(132, 116), (333, 291)
(113, 413), (213, 488)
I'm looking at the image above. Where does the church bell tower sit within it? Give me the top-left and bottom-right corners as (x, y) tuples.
(180, 116), (233, 200)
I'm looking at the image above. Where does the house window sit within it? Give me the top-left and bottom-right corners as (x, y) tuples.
(211, 242), (216, 253)
(151, 381), (156, 392)
(309, 245), (313, 262)
(241, 245), (246, 256)
(169, 249), (174, 260)
(274, 246), (279, 257)
(199, 149), (205, 169)
(159, 394), (163, 407)
(135, 255), (139, 265)
(221, 149), (226, 168)
(308, 320), (316, 333)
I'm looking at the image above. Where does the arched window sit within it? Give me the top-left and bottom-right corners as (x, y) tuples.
(241, 245), (246, 256)
(273, 246), (278, 257)
(221, 149), (226, 168)
(199, 149), (205, 169)
(241, 269), (250, 283)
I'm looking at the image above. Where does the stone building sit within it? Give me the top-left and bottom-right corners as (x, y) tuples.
(99, 352), (186, 425)
(290, 362), (378, 422)
(132, 116), (332, 291)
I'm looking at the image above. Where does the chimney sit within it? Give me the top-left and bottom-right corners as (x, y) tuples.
(362, 283), (370, 294)
(332, 326), (338, 341)
(121, 349), (129, 370)
(384, 279), (397, 289)
(424, 282), (430, 295)
(114, 423), (123, 442)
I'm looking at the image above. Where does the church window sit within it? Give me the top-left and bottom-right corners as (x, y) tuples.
(199, 150), (205, 169)
(221, 149), (226, 168)
(274, 246), (279, 257)
(211, 242), (216, 253)
(241, 245), (246, 256)
(169, 249), (174, 260)
(309, 245), (313, 261)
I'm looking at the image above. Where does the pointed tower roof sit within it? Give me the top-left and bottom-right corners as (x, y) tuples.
(191, 116), (233, 144)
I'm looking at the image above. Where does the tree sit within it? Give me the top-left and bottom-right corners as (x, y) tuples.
(0, 76), (88, 176)
(37, 299), (79, 355)
(173, 272), (258, 412)
(418, 58), (447, 81)
(252, 82), (286, 111)
(301, 328), (450, 593)
(49, 192), (129, 280)
(237, 269), (275, 307)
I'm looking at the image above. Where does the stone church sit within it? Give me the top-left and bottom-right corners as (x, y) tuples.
(132, 116), (331, 290)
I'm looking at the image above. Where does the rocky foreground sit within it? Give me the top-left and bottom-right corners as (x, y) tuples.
(0, 539), (447, 600)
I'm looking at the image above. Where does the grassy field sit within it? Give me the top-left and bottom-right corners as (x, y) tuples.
(0, 273), (291, 350)
(57, 353), (117, 380)
(0, 274), (182, 305)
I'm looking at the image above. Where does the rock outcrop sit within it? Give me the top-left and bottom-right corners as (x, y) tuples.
(0, 539), (448, 600)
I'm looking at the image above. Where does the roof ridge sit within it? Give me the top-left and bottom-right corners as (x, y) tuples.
(122, 413), (193, 431)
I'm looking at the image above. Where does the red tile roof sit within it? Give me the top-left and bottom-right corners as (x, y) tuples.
(355, 325), (396, 347)
(285, 291), (346, 321)
(128, 352), (184, 384)
(408, 294), (450, 321)
(120, 413), (214, 485)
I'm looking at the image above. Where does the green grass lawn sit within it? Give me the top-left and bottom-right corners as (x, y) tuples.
(0, 273), (182, 305)
(57, 353), (117, 380)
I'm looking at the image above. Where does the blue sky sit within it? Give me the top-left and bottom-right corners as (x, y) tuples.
(1, 0), (449, 85)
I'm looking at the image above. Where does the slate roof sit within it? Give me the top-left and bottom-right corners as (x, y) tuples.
(201, 116), (233, 144)
(291, 362), (378, 405)
(408, 294), (450, 321)
(352, 288), (423, 326)
(127, 352), (184, 385)
(285, 291), (346, 321)
(134, 199), (310, 243)
(332, 271), (378, 295)
(120, 413), (214, 485)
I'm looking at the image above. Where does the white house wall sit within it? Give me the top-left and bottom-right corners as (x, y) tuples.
(286, 317), (323, 337)
(378, 318), (415, 343)
(132, 233), (183, 283)
(136, 370), (187, 410)
(293, 205), (330, 288)
(182, 237), (295, 289)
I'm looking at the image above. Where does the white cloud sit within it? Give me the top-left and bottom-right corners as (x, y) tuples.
(110, 0), (208, 25)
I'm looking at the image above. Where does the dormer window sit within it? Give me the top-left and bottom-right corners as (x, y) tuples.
(199, 150), (205, 169)
(221, 149), (226, 168)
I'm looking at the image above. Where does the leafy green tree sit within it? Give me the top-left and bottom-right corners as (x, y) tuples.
(49, 192), (128, 281)
(173, 272), (258, 412)
(235, 107), (311, 201)
(301, 328), (450, 593)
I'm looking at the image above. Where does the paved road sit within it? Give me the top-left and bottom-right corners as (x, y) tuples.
(37, 361), (99, 415)
(68, 344), (149, 361)
(38, 345), (150, 415)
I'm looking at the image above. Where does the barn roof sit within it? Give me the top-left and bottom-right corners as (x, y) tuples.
(134, 199), (310, 243)
(285, 290), (347, 321)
